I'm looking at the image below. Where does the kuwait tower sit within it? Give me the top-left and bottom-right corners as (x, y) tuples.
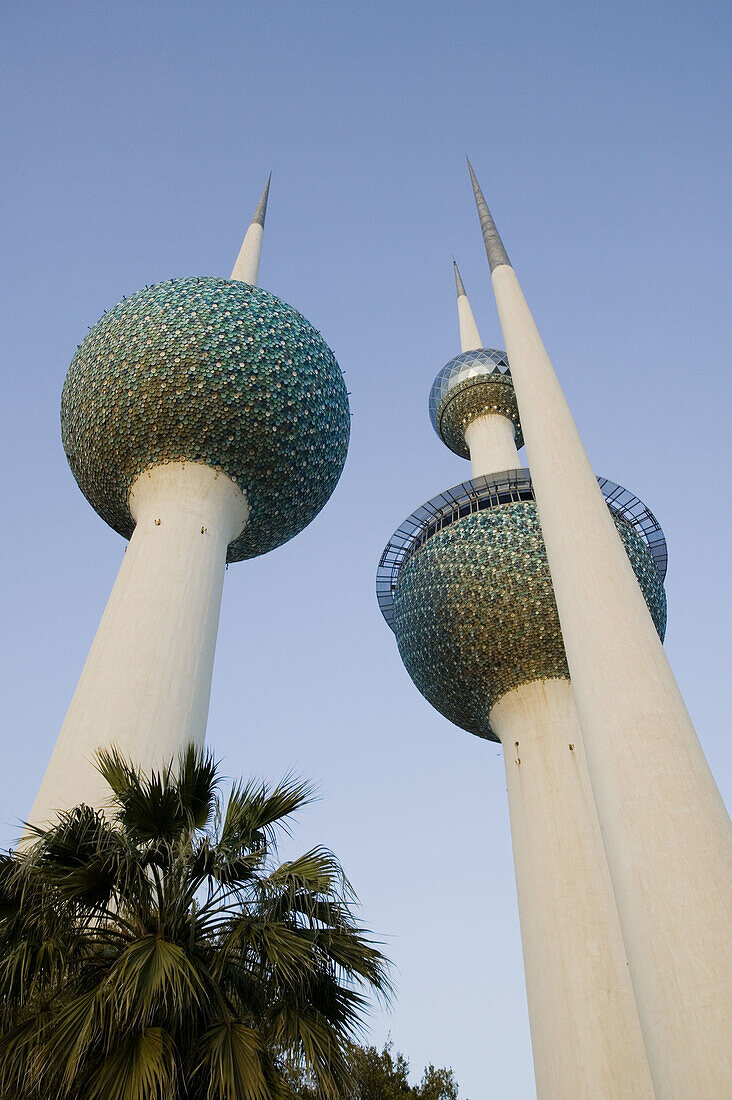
(378, 261), (662, 1097)
(377, 162), (730, 1098)
(30, 179), (350, 827)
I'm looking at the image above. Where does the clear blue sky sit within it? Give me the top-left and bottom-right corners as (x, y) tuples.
(1, 3), (729, 1096)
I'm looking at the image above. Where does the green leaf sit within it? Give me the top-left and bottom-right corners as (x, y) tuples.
(195, 1019), (278, 1100)
(85, 1027), (178, 1100)
(107, 935), (209, 1024)
(175, 745), (220, 831)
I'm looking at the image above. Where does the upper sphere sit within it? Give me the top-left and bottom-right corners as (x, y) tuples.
(429, 348), (523, 458)
(61, 277), (350, 560)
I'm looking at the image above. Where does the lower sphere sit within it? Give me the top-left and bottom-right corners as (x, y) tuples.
(392, 501), (667, 740)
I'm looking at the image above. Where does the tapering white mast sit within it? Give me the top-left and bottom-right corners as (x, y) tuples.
(230, 174), (270, 285)
(451, 259), (519, 476)
(453, 260), (482, 352)
(468, 157), (732, 1099)
(28, 466), (248, 826)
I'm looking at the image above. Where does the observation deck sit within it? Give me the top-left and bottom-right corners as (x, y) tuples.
(377, 469), (667, 629)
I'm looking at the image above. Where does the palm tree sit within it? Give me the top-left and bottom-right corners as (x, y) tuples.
(0, 747), (390, 1100)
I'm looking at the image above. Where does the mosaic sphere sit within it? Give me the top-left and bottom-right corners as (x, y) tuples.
(428, 348), (523, 458)
(61, 277), (350, 560)
(392, 502), (666, 741)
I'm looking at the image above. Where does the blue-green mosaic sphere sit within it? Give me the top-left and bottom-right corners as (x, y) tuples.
(61, 277), (350, 560)
(392, 503), (666, 741)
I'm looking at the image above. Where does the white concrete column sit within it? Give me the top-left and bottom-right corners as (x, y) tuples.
(464, 413), (520, 478)
(230, 174), (270, 286)
(28, 462), (248, 827)
(454, 259), (483, 352)
(491, 260), (732, 1098)
(457, 293), (482, 352)
(231, 221), (263, 284)
(492, 679), (655, 1100)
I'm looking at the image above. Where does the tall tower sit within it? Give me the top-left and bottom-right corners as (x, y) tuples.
(30, 179), (350, 826)
(377, 264), (666, 1096)
(466, 160), (731, 1098)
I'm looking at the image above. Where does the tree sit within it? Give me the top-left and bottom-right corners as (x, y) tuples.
(286, 1040), (463, 1099)
(0, 747), (390, 1100)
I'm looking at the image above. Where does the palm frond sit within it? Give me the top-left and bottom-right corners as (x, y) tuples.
(218, 776), (315, 853)
(85, 1026), (178, 1100)
(37, 985), (113, 1091)
(175, 744), (220, 831)
(0, 1011), (54, 1099)
(94, 745), (143, 801)
(95, 748), (186, 843)
(195, 1018), (280, 1100)
(24, 804), (132, 911)
(267, 1003), (355, 1100)
(107, 935), (210, 1024)
(263, 847), (350, 902)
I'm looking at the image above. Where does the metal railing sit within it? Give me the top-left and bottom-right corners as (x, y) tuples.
(376, 469), (667, 629)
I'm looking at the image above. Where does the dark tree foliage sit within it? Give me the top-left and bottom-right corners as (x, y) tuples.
(0, 747), (391, 1100)
(285, 1040), (463, 1099)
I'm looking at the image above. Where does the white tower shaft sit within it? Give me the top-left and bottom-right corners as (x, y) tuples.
(462, 353), (653, 1096)
(29, 463), (247, 827)
(491, 681), (654, 1100)
(454, 260), (483, 352)
(453, 261), (520, 476)
(470, 160), (732, 1097)
(230, 174), (270, 285)
(464, 415), (519, 477)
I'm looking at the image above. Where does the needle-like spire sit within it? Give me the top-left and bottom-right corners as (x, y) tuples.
(453, 259), (483, 352)
(230, 174), (271, 285)
(466, 158), (511, 273)
(251, 173), (271, 228)
(453, 257), (467, 299)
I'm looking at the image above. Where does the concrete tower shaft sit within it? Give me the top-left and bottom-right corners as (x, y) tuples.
(30, 463), (247, 820)
(468, 159), (732, 1098)
(230, 173), (270, 285)
(453, 259), (483, 352)
(492, 679), (655, 1100)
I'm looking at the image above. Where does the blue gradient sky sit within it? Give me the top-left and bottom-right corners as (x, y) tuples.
(1, 3), (729, 1095)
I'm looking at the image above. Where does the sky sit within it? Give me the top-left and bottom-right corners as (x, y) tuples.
(1, 2), (730, 1096)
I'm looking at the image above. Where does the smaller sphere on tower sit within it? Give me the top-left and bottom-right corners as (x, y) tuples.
(428, 348), (523, 458)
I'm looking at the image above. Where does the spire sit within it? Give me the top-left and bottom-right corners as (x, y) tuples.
(466, 158), (511, 273)
(230, 174), (271, 285)
(453, 258), (467, 298)
(453, 259), (483, 352)
(251, 173), (271, 227)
